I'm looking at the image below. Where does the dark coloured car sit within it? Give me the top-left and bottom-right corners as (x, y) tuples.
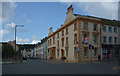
(23, 57), (27, 60)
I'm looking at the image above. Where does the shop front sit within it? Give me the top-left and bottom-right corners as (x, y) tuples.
(102, 44), (120, 61)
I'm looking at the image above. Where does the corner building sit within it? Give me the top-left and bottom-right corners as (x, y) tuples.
(47, 5), (102, 62)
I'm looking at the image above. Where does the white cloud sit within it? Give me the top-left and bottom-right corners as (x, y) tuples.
(59, 0), (119, 2)
(61, 1), (118, 20)
(6, 39), (10, 42)
(16, 37), (30, 43)
(32, 35), (38, 40)
(30, 35), (40, 44)
(26, 19), (32, 23)
(30, 40), (39, 44)
(0, 22), (15, 41)
(23, 14), (27, 19)
(1, 1), (17, 23)
(77, 2), (118, 20)
(22, 14), (32, 23)
(5, 22), (16, 31)
(0, 29), (9, 40)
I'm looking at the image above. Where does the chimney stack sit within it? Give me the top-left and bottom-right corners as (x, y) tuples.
(66, 5), (74, 16)
(48, 27), (53, 36)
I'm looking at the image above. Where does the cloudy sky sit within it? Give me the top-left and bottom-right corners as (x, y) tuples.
(1, 0), (119, 44)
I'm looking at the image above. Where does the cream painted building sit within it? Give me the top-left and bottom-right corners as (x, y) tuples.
(47, 5), (102, 62)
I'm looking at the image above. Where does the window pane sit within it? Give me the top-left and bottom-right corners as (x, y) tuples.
(57, 41), (59, 47)
(66, 28), (68, 35)
(94, 35), (97, 43)
(66, 37), (68, 45)
(103, 36), (106, 43)
(114, 27), (117, 33)
(94, 48), (97, 56)
(94, 24), (97, 30)
(74, 23), (77, 31)
(75, 47), (77, 57)
(84, 48), (87, 56)
(62, 38), (64, 47)
(109, 27), (112, 32)
(103, 26), (106, 32)
(57, 50), (59, 56)
(57, 33), (59, 38)
(84, 34), (88, 43)
(75, 34), (77, 44)
(114, 37), (117, 44)
(109, 37), (112, 44)
(66, 48), (68, 57)
(62, 31), (64, 36)
(84, 22), (87, 30)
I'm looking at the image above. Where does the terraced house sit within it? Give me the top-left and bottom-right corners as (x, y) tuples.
(47, 5), (120, 62)
(34, 37), (47, 60)
(101, 19), (120, 61)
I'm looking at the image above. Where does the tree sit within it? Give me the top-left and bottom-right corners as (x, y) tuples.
(2, 44), (15, 59)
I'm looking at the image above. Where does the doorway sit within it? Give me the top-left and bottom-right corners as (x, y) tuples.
(52, 49), (56, 59)
(61, 49), (64, 57)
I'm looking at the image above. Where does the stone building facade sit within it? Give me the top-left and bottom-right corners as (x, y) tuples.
(47, 5), (102, 62)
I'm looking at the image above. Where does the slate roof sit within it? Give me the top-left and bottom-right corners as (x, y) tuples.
(74, 14), (120, 26)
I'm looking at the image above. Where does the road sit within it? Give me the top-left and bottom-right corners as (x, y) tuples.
(2, 59), (119, 74)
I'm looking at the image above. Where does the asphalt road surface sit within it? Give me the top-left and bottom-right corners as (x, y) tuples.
(2, 59), (119, 74)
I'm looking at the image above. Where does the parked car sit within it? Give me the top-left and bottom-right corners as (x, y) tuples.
(23, 57), (27, 60)
(32, 57), (36, 60)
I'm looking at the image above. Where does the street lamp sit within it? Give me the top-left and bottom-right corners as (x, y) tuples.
(15, 25), (24, 62)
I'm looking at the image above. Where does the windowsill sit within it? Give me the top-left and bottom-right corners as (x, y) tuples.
(83, 29), (89, 31)
(93, 29), (98, 31)
(57, 47), (60, 49)
(83, 42), (89, 44)
(65, 46), (69, 48)
(74, 30), (77, 31)
(94, 56), (98, 58)
(103, 43), (107, 44)
(61, 36), (64, 38)
(93, 42), (98, 45)
(83, 56), (89, 58)
(92, 31), (99, 33)
(83, 28), (88, 30)
(109, 43), (113, 44)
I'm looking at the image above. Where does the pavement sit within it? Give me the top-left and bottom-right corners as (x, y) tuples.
(45, 59), (119, 64)
(2, 59), (120, 74)
(0, 61), (16, 65)
(1, 60), (26, 65)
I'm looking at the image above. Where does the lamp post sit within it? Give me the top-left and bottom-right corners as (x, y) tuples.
(15, 25), (24, 62)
